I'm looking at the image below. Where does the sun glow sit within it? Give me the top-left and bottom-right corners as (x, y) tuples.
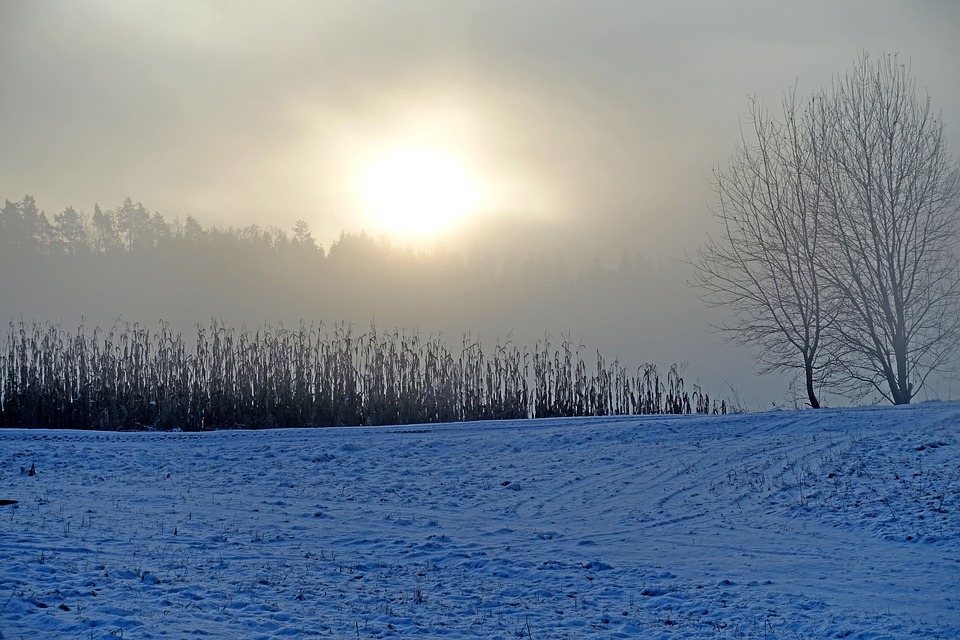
(361, 147), (480, 239)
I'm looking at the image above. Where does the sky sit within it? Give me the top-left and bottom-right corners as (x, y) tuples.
(2, 0), (960, 406)
(3, 0), (958, 256)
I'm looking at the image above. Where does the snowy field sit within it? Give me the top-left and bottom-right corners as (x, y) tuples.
(1, 402), (958, 639)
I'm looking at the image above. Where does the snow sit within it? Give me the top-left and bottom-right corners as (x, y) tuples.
(1, 402), (958, 638)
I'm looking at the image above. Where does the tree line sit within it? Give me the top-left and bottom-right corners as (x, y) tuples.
(0, 194), (320, 256)
(0, 192), (687, 343)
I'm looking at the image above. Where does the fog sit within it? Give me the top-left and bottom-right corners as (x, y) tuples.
(2, 1), (959, 407)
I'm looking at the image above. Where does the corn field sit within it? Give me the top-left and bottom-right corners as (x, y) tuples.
(0, 320), (727, 431)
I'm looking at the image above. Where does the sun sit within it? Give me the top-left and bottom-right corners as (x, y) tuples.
(361, 147), (479, 238)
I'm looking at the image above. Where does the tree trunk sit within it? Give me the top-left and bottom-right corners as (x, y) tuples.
(889, 335), (912, 405)
(804, 357), (821, 408)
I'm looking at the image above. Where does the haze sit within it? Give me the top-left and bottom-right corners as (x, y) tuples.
(2, 1), (959, 407)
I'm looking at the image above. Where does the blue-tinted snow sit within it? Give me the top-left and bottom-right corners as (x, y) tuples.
(1, 402), (958, 638)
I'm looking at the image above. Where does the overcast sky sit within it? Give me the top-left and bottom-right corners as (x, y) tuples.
(2, 1), (960, 406)
(3, 0), (958, 257)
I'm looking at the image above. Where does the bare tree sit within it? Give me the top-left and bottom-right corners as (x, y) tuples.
(696, 53), (960, 407)
(817, 54), (960, 404)
(693, 93), (831, 408)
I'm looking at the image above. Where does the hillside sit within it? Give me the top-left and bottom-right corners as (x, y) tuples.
(2, 402), (958, 638)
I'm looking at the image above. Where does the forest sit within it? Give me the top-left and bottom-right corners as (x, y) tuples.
(0, 194), (684, 333)
(0, 195), (729, 429)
